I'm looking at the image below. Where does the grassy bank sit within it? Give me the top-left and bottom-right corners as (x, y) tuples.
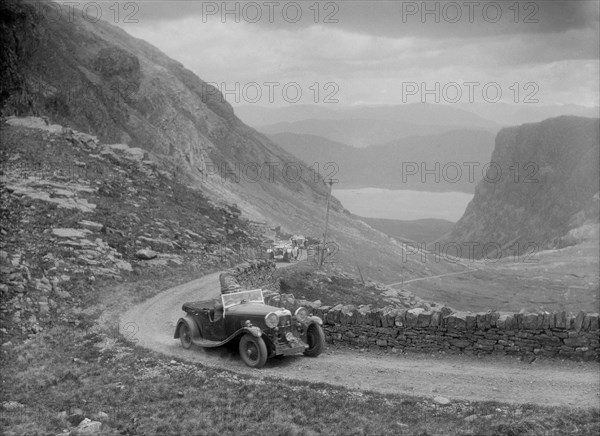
(2, 324), (599, 435)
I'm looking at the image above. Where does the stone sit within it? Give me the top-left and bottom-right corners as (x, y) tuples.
(138, 236), (174, 250)
(1, 401), (25, 411)
(78, 220), (104, 232)
(465, 314), (477, 330)
(540, 312), (551, 329)
(476, 313), (491, 329)
(76, 418), (102, 434)
(563, 336), (589, 347)
(574, 311), (586, 331)
(52, 228), (91, 238)
(93, 411), (109, 420)
(417, 311), (433, 328)
(406, 308), (424, 328)
(521, 313), (539, 330)
(67, 413), (85, 426)
(433, 396), (451, 406)
(449, 339), (470, 349)
(555, 312), (567, 329)
(446, 312), (467, 331)
(135, 249), (157, 260)
(395, 310), (407, 327)
(430, 311), (442, 327)
(38, 302), (50, 315)
(115, 260), (133, 271)
(464, 414), (478, 422)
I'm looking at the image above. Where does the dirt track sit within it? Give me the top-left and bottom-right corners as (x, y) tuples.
(121, 268), (600, 409)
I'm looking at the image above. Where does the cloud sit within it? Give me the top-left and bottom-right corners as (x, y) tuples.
(118, 1), (599, 106)
(133, 0), (599, 38)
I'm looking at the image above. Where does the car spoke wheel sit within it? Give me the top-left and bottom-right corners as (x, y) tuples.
(303, 324), (325, 357)
(239, 334), (268, 368)
(179, 323), (192, 349)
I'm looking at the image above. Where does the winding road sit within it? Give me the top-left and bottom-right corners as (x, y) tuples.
(121, 267), (600, 409)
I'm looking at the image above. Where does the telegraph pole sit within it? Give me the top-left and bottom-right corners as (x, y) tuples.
(320, 178), (335, 267)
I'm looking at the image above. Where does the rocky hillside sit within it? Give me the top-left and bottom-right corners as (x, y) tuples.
(0, 0), (336, 226)
(0, 117), (269, 338)
(447, 116), (599, 259)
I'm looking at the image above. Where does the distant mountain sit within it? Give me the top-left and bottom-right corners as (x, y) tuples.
(234, 104), (339, 127)
(260, 118), (456, 148)
(238, 103), (499, 147)
(446, 116), (600, 259)
(270, 130), (496, 193)
(457, 103), (600, 127)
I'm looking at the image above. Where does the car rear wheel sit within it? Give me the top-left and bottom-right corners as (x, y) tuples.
(303, 324), (325, 357)
(239, 334), (268, 368)
(179, 323), (192, 349)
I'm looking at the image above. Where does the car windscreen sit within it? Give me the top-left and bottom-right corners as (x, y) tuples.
(222, 289), (264, 309)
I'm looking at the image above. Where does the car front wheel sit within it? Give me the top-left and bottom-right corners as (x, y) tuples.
(179, 323), (192, 349)
(303, 324), (325, 357)
(239, 334), (268, 368)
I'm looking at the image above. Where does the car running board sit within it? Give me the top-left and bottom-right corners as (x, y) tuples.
(190, 328), (256, 348)
(191, 337), (225, 348)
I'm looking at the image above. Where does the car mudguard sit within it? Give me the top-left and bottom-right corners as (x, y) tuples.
(244, 326), (263, 338)
(183, 326), (264, 348)
(308, 315), (323, 326)
(174, 315), (201, 339)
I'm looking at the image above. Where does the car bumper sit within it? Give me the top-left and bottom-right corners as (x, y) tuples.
(273, 339), (308, 356)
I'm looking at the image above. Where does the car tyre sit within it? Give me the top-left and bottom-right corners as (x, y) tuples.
(179, 322), (193, 349)
(239, 334), (268, 368)
(303, 324), (325, 357)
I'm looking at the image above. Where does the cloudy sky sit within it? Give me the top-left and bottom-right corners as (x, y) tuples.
(115, 0), (599, 107)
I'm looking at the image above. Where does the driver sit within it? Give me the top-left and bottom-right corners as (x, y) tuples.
(213, 271), (242, 321)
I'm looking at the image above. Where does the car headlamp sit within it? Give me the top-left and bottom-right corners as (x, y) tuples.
(295, 307), (309, 322)
(265, 312), (279, 328)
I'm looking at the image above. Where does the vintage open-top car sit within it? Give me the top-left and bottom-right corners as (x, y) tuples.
(266, 241), (294, 262)
(174, 288), (325, 368)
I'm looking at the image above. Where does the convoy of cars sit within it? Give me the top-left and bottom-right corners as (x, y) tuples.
(266, 235), (307, 262)
(266, 241), (294, 262)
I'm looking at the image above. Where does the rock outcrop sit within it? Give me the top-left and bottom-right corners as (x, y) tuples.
(447, 116), (599, 258)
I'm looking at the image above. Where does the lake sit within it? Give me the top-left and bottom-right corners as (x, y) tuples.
(332, 188), (473, 222)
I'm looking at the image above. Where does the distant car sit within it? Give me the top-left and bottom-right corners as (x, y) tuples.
(266, 242), (293, 262)
(174, 288), (325, 368)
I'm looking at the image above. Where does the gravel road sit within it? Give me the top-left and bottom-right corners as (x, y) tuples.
(121, 268), (600, 409)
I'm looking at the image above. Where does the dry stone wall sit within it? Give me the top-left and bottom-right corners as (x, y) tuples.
(264, 293), (600, 362)
(231, 265), (599, 361)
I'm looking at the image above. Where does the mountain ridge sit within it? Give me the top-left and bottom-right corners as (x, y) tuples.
(270, 129), (496, 193)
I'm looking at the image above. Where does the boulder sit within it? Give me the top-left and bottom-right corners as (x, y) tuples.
(138, 236), (174, 250)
